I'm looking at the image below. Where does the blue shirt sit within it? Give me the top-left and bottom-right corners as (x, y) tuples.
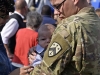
(32, 44), (44, 67)
(0, 34), (12, 75)
(91, 0), (100, 9)
(41, 15), (56, 25)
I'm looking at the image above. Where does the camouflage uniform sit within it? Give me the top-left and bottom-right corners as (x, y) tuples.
(30, 7), (100, 75)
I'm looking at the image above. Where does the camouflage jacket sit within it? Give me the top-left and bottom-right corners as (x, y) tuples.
(30, 7), (100, 75)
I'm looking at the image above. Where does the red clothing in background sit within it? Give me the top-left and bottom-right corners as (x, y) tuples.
(12, 28), (38, 66)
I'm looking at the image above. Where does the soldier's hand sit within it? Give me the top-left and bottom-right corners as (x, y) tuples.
(20, 66), (33, 75)
(9, 66), (33, 75)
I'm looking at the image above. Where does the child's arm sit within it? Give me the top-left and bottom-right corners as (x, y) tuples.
(28, 46), (43, 67)
(31, 54), (42, 67)
(28, 47), (37, 65)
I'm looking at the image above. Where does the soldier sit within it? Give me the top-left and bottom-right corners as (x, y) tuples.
(12, 0), (100, 75)
(29, 0), (100, 75)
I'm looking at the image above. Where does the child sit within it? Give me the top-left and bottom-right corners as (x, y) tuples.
(12, 11), (42, 68)
(28, 24), (55, 66)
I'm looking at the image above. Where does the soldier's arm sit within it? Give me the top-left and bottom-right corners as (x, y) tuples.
(30, 15), (95, 75)
(30, 23), (74, 75)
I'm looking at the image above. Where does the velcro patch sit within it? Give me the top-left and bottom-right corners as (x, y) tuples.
(49, 42), (62, 57)
(43, 33), (71, 66)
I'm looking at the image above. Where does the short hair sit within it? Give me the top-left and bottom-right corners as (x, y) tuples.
(0, 0), (15, 18)
(41, 5), (52, 15)
(95, 8), (100, 17)
(95, 8), (100, 13)
(15, 0), (27, 10)
(26, 11), (42, 29)
(29, 6), (36, 11)
(38, 24), (55, 37)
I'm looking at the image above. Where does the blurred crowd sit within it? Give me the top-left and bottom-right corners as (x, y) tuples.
(0, 0), (100, 75)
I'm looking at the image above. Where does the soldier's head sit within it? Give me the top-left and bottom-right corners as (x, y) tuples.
(38, 24), (55, 48)
(50, 0), (89, 20)
(41, 5), (52, 16)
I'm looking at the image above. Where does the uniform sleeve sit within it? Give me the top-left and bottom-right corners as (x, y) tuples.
(30, 14), (100, 75)
(30, 23), (73, 75)
(1, 18), (19, 44)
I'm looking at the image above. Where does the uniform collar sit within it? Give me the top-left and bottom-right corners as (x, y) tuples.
(78, 6), (95, 14)
(56, 7), (95, 28)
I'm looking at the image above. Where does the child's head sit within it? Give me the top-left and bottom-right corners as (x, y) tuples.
(38, 24), (55, 48)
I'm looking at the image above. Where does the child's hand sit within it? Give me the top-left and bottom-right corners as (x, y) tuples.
(28, 47), (37, 64)
(28, 51), (37, 65)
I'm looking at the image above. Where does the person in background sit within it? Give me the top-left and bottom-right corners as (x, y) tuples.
(29, 0), (100, 75)
(29, 6), (36, 12)
(41, 5), (56, 26)
(95, 8), (100, 17)
(53, 1), (66, 24)
(36, 0), (53, 14)
(12, 11), (42, 69)
(28, 0), (35, 8)
(9, 24), (55, 75)
(1, 0), (28, 59)
(0, 0), (15, 74)
(87, 0), (91, 5)
(28, 24), (55, 67)
(0, 0), (33, 75)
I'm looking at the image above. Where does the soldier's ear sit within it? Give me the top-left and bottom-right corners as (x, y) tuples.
(72, 0), (79, 5)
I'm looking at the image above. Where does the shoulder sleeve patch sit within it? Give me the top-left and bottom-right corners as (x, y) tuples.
(43, 33), (72, 66)
(49, 42), (62, 57)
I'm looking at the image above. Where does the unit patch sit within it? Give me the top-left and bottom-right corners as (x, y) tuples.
(49, 42), (62, 57)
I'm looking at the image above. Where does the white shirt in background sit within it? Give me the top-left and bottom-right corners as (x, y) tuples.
(1, 11), (24, 44)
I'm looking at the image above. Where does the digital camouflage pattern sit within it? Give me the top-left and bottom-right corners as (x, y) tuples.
(30, 7), (100, 75)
